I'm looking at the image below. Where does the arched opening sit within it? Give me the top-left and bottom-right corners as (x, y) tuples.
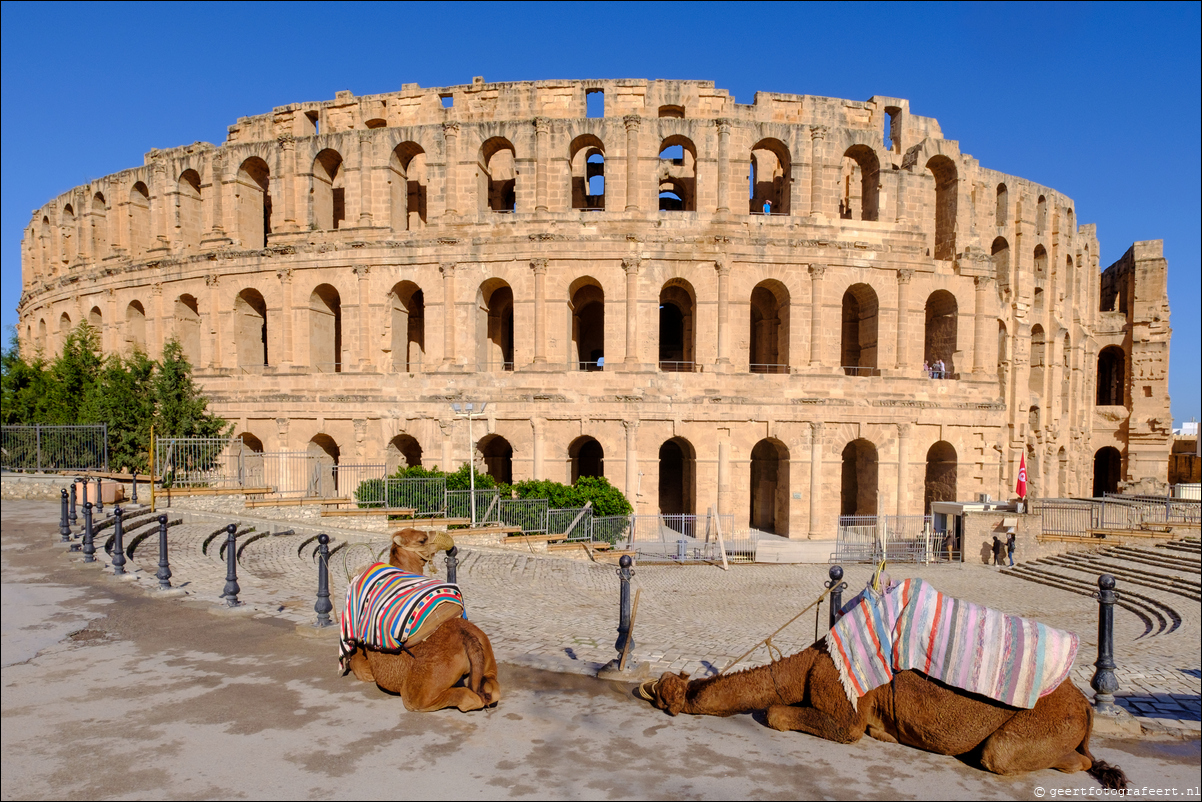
(924, 441), (957, 513)
(61, 205), (76, 264)
(312, 149), (345, 230)
(657, 437), (695, 517)
(749, 280), (790, 373)
(386, 434), (423, 473)
(388, 281), (424, 372)
(39, 216), (53, 273)
(749, 139), (790, 215)
(997, 320), (1008, 396)
(1029, 325), (1046, 397)
(177, 170), (203, 250)
(1036, 195), (1047, 235)
(1027, 446), (1041, 499)
(658, 105), (684, 118)
(840, 283), (879, 375)
(129, 182), (151, 257)
(88, 306), (103, 346)
(840, 145), (879, 221)
(750, 439), (790, 535)
(477, 280), (514, 371)
(174, 294), (201, 365)
(995, 183), (1008, 227)
(926, 155), (958, 261)
(125, 301), (146, 352)
(309, 284), (342, 373)
(235, 157), (271, 249)
(58, 313), (72, 354)
(657, 137), (696, 212)
(388, 142), (427, 230)
(234, 288), (268, 367)
(658, 280), (695, 371)
(570, 277), (605, 370)
(37, 318), (47, 354)
(1029, 405), (1041, 433)
(91, 193), (108, 259)
(478, 138), (517, 212)
(308, 434), (340, 497)
(1096, 346), (1125, 406)
(570, 135), (606, 211)
(570, 436), (604, 483)
(238, 432), (265, 453)
(1092, 447), (1121, 497)
(923, 290), (958, 377)
(477, 434), (513, 485)
(1034, 244), (1048, 279)
(840, 439), (878, 516)
(991, 236), (1010, 298)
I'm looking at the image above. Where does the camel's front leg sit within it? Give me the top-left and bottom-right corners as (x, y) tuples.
(765, 703), (867, 744)
(403, 684), (491, 713)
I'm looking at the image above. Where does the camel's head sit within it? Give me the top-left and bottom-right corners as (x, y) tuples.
(388, 528), (455, 574)
(638, 671), (691, 716)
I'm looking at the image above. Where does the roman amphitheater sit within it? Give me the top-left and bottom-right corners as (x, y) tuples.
(17, 78), (1173, 538)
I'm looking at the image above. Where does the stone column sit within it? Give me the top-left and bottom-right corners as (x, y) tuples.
(439, 262), (457, 365)
(623, 116), (641, 211)
(354, 419), (367, 460)
(534, 117), (550, 213)
(623, 419), (640, 507)
(277, 135), (296, 231)
(809, 126), (828, 218)
(357, 132), (374, 227)
(717, 434), (731, 518)
(206, 274), (222, 368)
(531, 417), (545, 479)
(530, 258), (548, 363)
(354, 265), (371, 369)
(896, 423), (911, 517)
(151, 161), (170, 250)
(202, 154), (228, 246)
(808, 422), (823, 539)
(895, 269), (913, 371)
(973, 276), (990, 375)
(151, 282), (165, 356)
(715, 119), (731, 214)
(808, 264), (825, 367)
(442, 122), (459, 216)
(714, 259), (731, 367)
(622, 257), (641, 365)
(440, 420), (454, 470)
(277, 268), (294, 367)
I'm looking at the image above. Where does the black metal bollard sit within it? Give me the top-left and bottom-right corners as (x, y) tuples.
(131, 473), (139, 505)
(314, 534), (333, 627)
(82, 502), (96, 562)
(221, 524), (241, 606)
(155, 514), (172, 590)
(445, 545), (459, 585)
(111, 507), (127, 575)
(69, 480), (79, 527)
(613, 554), (635, 658)
(1091, 574), (1120, 715)
(94, 477), (104, 515)
(826, 565), (847, 630)
(59, 488), (72, 543)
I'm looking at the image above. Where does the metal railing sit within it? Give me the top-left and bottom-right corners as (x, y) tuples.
(476, 361), (516, 372)
(1032, 499), (1096, 535)
(312, 361), (344, 374)
(621, 512), (737, 563)
(573, 360), (606, 372)
(750, 363), (790, 374)
(354, 476), (448, 514)
(1, 424), (109, 472)
(1103, 493), (1201, 525)
(156, 436), (238, 488)
(659, 361), (699, 373)
(834, 514), (940, 563)
(446, 488), (501, 523)
(841, 366), (881, 377)
(496, 497), (549, 535)
(549, 506), (593, 541)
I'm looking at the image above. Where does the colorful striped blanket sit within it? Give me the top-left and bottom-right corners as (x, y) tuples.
(338, 563), (465, 673)
(828, 578), (1078, 710)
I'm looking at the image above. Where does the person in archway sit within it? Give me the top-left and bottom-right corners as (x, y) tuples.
(991, 535), (1005, 566)
(1007, 531), (1016, 566)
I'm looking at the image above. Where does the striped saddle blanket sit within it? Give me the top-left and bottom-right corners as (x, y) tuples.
(338, 563), (465, 673)
(829, 578), (1078, 710)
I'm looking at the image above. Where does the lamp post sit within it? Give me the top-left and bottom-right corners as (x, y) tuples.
(451, 402), (488, 526)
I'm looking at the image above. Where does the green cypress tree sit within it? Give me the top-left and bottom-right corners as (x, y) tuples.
(87, 350), (155, 472)
(45, 323), (103, 424)
(153, 337), (228, 439)
(1, 329), (51, 425)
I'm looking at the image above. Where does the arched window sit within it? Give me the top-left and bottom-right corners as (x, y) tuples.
(61, 204), (76, 264)
(386, 434), (423, 473)
(749, 281), (789, 373)
(1096, 346), (1125, 405)
(88, 306), (104, 347)
(38, 216), (53, 274)
(840, 439), (878, 516)
(477, 434), (513, 485)
(174, 294), (202, 365)
(476, 280), (514, 371)
(1029, 405), (1041, 432)
(125, 301), (146, 352)
(388, 281), (424, 372)
(926, 156), (958, 260)
(235, 158), (271, 249)
(570, 135), (606, 211)
(750, 439), (789, 535)
(389, 142), (427, 230)
(37, 318), (48, 354)
(478, 138), (517, 212)
(995, 183), (1008, 227)
(658, 137), (696, 211)
(1034, 244), (1047, 279)
(1036, 195), (1047, 235)
(991, 236), (1010, 297)
(234, 288), (268, 367)
(58, 312), (72, 354)
(309, 284), (342, 373)
(177, 169), (203, 250)
(659, 280), (695, 371)
(312, 149), (345, 230)
(1029, 325), (1046, 397)
(308, 434), (340, 497)
(840, 284), (879, 376)
(749, 139), (790, 215)
(129, 182), (151, 257)
(658, 437), (695, 517)
(91, 193), (108, 260)
(658, 105), (684, 119)
(569, 436), (604, 483)
(1092, 447), (1121, 497)
(840, 145), (879, 221)
(923, 290), (958, 377)
(924, 441), (957, 514)
(569, 277), (605, 371)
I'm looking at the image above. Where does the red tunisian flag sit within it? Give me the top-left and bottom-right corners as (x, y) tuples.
(1016, 453), (1028, 498)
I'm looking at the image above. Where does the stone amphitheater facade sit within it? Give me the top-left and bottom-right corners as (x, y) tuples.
(17, 78), (1173, 538)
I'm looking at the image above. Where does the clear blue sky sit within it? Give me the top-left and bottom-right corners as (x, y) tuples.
(2, 1), (1198, 424)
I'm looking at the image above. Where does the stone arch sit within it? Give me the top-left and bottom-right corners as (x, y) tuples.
(88, 306), (103, 341)
(58, 312), (72, 354)
(569, 436), (604, 483)
(840, 283), (879, 375)
(477, 433), (513, 485)
(658, 135), (697, 212)
(386, 433), (423, 473)
(238, 432), (265, 452)
(840, 438), (879, 516)
(749, 279), (790, 373)
(388, 142), (427, 230)
(90, 192), (108, 259)
(308, 433), (340, 497)
(309, 283), (342, 373)
(659, 279), (696, 371)
(476, 278), (514, 371)
(658, 436), (696, 517)
(926, 155), (958, 260)
(569, 276), (605, 370)
(923, 290), (958, 376)
(177, 169), (203, 249)
(1034, 244), (1048, 279)
(1096, 345), (1125, 406)
(478, 137), (517, 212)
(61, 204), (76, 264)
(38, 318), (48, 354)
(1029, 325), (1046, 397)
(174, 294), (202, 365)
(1036, 195), (1047, 235)
(750, 438), (790, 535)
(128, 181), (151, 257)
(125, 301), (146, 352)
(991, 236), (1010, 297)
(995, 183), (1008, 227)
(749, 138), (790, 215)
(840, 145), (880, 221)
(388, 281), (424, 372)
(311, 149), (345, 230)
(570, 134), (606, 211)
(923, 441), (957, 513)
(235, 157), (271, 249)
(1092, 446), (1121, 497)
(234, 288), (268, 367)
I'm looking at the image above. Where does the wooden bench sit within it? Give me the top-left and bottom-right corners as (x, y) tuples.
(245, 497), (351, 508)
(320, 507), (418, 517)
(161, 486), (274, 497)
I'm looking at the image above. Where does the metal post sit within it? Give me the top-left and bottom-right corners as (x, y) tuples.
(82, 502), (95, 562)
(826, 564), (847, 630)
(614, 554), (634, 657)
(69, 480), (79, 527)
(155, 514), (172, 589)
(59, 488), (71, 543)
(314, 534), (332, 627)
(445, 545), (459, 584)
(221, 523), (241, 606)
(468, 413), (476, 526)
(1091, 574), (1120, 715)
(36, 424), (42, 473)
(95, 477), (104, 515)
(131, 472), (138, 505)
(111, 507), (127, 575)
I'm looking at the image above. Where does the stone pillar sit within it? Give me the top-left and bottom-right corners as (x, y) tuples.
(208, 154), (225, 237)
(152, 162), (170, 250)
(714, 259), (731, 367)
(974, 276), (990, 375)
(717, 433), (731, 518)
(353, 419), (367, 460)
(623, 116), (641, 212)
(534, 117), (550, 213)
(277, 268), (294, 367)
(530, 258), (548, 363)
(278, 135), (296, 231)
(715, 119), (731, 214)
(354, 265), (371, 369)
(623, 419), (640, 506)
(442, 122), (460, 216)
(440, 420), (454, 470)
(440, 262), (457, 365)
(531, 417), (545, 480)
(809, 126), (828, 218)
(896, 269), (913, 371)
(808, 264), (825, 366)
(896, 423), (911, 517)
(206, 274), (221, 369)
(622, 257), (641, 365)
(151, 282), (165, 356)
(275, 417), (290, 450)
(357, 132), (373, 227)
(809, 422), (823, 539)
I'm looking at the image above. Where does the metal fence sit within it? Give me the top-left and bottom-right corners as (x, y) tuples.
(353, 476), (448, 514)
(1035, 495), (1202, 536)
(620, 513), (737, 563)
(834, 515), (940, 563)
(1032, 499), (1096, 535)
(1, 424), (109, 472)
(156, 437), (234, 488)
(446, 488), (501, 523)
(1103, 493), (1201, 525)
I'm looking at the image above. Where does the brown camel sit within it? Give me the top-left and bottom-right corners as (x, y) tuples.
(344, 529), (501, 713)
(640, 638), (1128, 790)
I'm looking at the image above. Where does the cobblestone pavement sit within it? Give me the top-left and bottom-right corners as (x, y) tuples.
(13, 499), (1200, 736)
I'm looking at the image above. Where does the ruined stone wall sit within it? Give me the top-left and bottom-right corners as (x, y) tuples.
(17, 79), (1173, 537)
